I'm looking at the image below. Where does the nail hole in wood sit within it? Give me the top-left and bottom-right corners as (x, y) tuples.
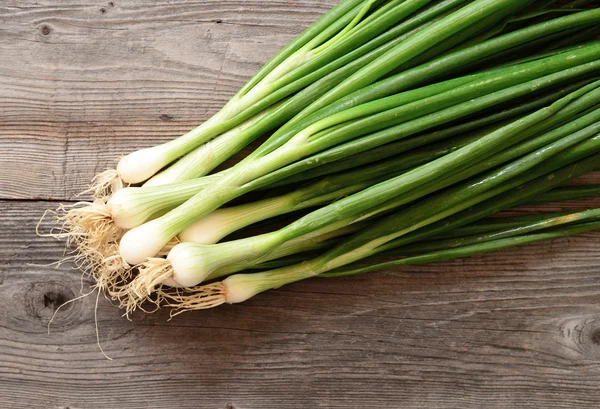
(159, 114), (174, 121)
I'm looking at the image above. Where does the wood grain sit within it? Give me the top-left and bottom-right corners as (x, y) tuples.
(3, 200), (600, 409)
(1, 0), (600, 408)
(0, 0), (336, 200)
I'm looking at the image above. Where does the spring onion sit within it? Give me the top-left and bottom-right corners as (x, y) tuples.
(171, 154), (600, 310)
(119, 48), (600, 265)
(43, 0), (600, 318)
(122, 81), (600, 308)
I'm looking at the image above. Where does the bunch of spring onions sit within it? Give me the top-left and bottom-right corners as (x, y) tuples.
(47, 0), (600, 316)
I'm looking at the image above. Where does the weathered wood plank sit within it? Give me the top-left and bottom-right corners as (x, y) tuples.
(0, 0), (336, 200)
(3, 0), (598, 201)
(2, 0), (600, 407)
(2, 200), (600, 409)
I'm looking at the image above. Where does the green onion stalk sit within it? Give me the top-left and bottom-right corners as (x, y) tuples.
(55, 0), (461, 296)
(144, 0), (534, 188)
(318, 135), (600, 266)
(58, 6), (600, 266)
(271, 81), (590, 186)
(247, 204), (600, 271)
(171, 212), (600, 312)
(354, 144), (600, 258)
(246, 208), (600, 275)
(177, 96), (600, 246)
(118, 46), (600, 266)
(121, 81), (600, 310)
(50, 1), (600, 306)
(209, 176), (600, 274)
(320, 220), (600, 278)
(144, 0), (476, 187)
(176, 132), (478, 245)
(162, 152), (600, 313)
(526, 184), (600, 204)
(422, 209), (600, 240)
(189, 184), (600, 274)
(150, 112), (600, 286)
(65, 113), (484, 267)
(98, 0), (444, 190)
(57, 0), (520, 296)
(244, 7), (600, 162)
(106, 0), (369, 187)
(67, 79), (585, 265)
(51, 104), (513, 295)
(150, 5), (600, 188)
(80, 77), (586, 245)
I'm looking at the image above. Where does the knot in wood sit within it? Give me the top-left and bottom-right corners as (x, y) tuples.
(591, 328), (600, 346)
(559, 316), (600, 359)
(39, 24), (52, 36)
(23, 281), (77, 321)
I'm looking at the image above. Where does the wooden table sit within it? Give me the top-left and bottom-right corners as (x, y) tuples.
(2, 1), (600, 408)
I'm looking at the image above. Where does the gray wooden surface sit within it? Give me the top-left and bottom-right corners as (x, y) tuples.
(1, 1), (600, 408)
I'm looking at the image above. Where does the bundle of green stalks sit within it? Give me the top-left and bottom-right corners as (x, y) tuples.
(46, 0), (600, 316)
